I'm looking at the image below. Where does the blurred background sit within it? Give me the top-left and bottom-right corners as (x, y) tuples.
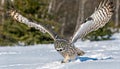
(0, 0), (119, 46)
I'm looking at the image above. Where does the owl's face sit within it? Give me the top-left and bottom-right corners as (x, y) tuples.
(54, 39), (82, 61)
(54, 39), (70, 52)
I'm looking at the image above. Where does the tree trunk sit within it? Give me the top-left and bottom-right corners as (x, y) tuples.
(115, 0), (120, 27)
(75, 0), (87, 32)
(48, 0), (80, 39)
(0, 0), (4, 24)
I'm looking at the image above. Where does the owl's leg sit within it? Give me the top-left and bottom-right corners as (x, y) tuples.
(61, 54), (70, 63)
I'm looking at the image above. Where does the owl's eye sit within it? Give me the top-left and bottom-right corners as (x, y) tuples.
(56, 48), (63, 51)
(59, 49), (62, 51)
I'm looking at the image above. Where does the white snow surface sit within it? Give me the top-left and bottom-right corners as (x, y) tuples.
(0, 33), (120, 69)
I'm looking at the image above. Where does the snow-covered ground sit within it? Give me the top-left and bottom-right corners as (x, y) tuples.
(0, 33), (120, 69)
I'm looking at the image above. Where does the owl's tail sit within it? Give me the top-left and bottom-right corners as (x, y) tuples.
(75, 48), (85, 56)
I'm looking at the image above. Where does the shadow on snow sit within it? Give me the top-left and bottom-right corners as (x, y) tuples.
(75, 57), (113, 62)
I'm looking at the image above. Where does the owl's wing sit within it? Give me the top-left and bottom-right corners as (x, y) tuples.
(71, 0), (114, 43)
(9, 10), (57, 41)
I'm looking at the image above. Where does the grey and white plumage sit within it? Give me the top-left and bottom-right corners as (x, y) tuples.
(8, 0), (114, 63)
(71, 0), (114, 43)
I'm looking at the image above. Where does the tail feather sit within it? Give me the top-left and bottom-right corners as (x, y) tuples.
(75, 48), (85, 56)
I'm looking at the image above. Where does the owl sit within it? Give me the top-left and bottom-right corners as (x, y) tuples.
(8, 0), (114, 63)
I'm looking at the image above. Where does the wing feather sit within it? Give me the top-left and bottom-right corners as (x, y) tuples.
(71, 0), (114, 43)
(9, 10), (57, 40)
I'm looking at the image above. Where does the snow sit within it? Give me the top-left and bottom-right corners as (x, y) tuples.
(0, 33), (120, 69)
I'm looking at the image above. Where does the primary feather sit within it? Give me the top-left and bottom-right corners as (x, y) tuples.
(71, 0), (114, 43)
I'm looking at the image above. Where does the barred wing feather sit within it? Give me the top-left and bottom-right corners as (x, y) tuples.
(71, 0), (114, 43)
(9, 10), (57, 40)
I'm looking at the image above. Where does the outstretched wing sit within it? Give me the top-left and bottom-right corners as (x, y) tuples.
(9, 10), (57, 41)
(71, 0), (114, 43)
